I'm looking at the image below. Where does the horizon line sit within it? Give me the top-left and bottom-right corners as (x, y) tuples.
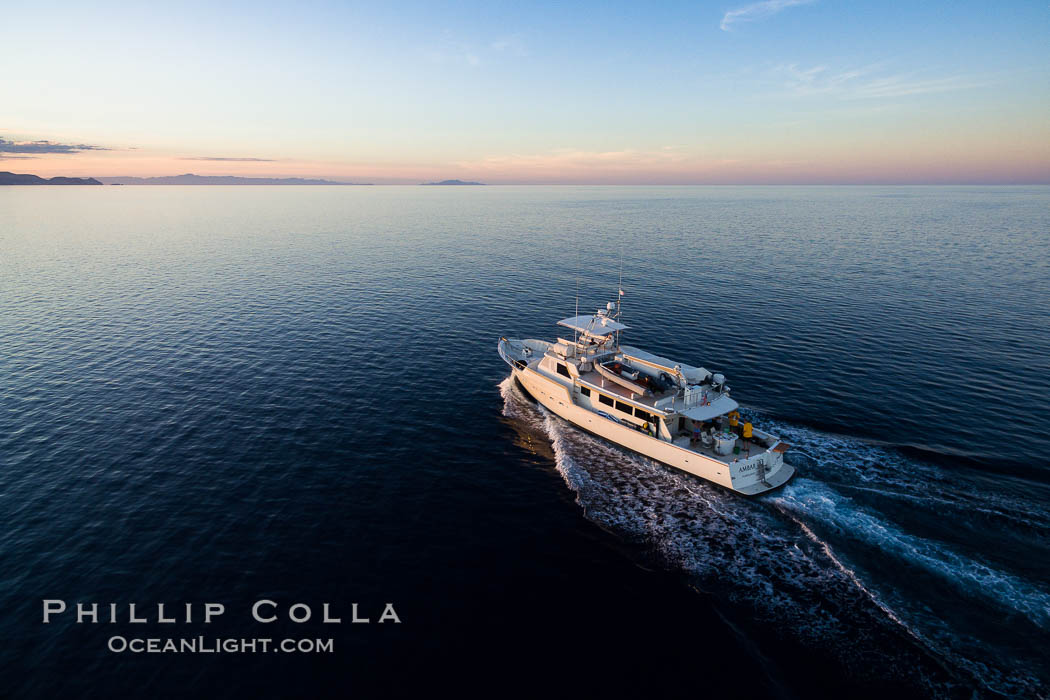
(4, 170), (1049, 187)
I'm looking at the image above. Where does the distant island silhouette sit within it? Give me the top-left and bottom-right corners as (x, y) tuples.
(98, 174), (371, 185)
(0, 171), (102, 185)
(420, 179), (485, 186)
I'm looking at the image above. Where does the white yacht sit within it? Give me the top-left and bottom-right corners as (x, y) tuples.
(498, 302), (795, 495)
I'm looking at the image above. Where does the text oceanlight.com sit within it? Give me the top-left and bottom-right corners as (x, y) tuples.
(107, 636), (334, 654)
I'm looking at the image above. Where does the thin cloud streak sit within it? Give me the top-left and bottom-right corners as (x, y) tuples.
(456, 147), (695, 172)
(180, 157), (276, 162)
(451, 145), (1049, 184)
(0, 137), (110, 154)
(721, 0), (814, 31)
(774, 63), (985, 99)
(454, 147), (769, 183)
(849, 75), (986, 99)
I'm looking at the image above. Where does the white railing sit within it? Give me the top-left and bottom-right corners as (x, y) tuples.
(670, 386), (718, 410)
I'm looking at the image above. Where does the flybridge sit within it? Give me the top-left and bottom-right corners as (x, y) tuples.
(556, 313), (628, 337)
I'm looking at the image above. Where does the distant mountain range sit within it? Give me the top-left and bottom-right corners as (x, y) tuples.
(0, 171), (102, 185)
(1, 171), (485, 186)
(97, 174), (371, 185)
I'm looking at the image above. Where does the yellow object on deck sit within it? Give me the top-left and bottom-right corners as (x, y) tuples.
(742, 422), (753, 439)
(728, 411), (740, 427)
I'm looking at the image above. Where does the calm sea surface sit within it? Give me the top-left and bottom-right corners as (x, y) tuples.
(1, 186), (1048, 698)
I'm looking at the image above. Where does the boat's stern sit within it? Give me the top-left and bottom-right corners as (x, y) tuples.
(729, 443), (795, 495)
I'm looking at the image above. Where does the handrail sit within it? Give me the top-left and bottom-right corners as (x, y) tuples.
(575, 376), (670, 417)
(669, 385), (724, 411)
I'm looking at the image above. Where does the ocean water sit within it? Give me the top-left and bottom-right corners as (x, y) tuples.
(1, 185), (1047, 698)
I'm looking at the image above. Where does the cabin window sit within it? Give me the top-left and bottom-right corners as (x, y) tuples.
(615, 401), (633, 415)
(580, 386), (591, 397)
(635, 409), (653, 422)
(678, 417), (686, 432)
(598, 394), (614, 407)
(556, 363), (571, 378)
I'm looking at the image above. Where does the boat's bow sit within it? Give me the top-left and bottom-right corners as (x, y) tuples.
(497, 337), (551, 370)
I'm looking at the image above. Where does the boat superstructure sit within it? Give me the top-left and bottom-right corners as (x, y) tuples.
(498, 304), (794, 495)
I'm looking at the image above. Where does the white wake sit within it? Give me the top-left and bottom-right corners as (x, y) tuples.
(499, 377), (1049, 697)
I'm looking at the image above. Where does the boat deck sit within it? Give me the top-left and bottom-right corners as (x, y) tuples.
(670, 434), (771, 463)
(577, 369), (673, 408)
(578, 368), (771, 461)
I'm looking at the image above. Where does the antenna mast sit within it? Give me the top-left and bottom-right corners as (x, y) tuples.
(616, 230), (625, 346)
(574, 246), (581, 349)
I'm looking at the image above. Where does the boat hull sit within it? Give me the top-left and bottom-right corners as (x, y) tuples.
(513, 365), (794, 496)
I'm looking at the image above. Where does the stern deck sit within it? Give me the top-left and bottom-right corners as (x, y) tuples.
(670, 434), (771, 464)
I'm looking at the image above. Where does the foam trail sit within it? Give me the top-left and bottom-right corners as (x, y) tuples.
(779, 504), (913, 631)
(499, 377), (1049, 697)
(502, 379), (902, 637)
(754, 411), (1050, 532)
(774, 478), (1050, 627)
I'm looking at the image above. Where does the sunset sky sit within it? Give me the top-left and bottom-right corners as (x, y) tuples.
(3, 0), (1049, 184)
